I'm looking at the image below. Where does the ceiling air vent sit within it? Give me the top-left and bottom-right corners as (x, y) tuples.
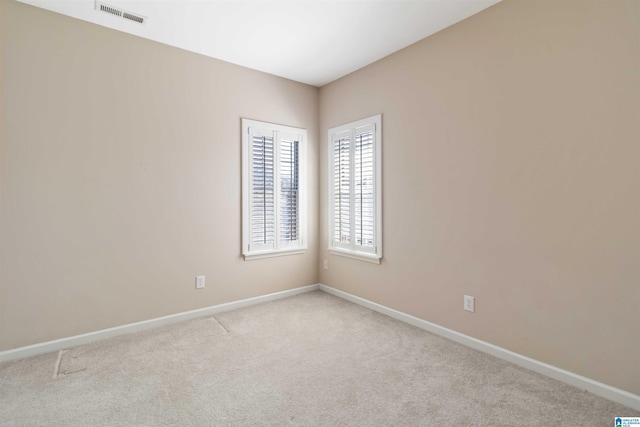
(95, 1), (147, 25)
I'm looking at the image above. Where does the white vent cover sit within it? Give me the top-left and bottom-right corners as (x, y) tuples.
(95, 1), (147, 24)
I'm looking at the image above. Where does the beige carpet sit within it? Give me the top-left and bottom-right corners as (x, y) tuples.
(0, 291), (637, 426)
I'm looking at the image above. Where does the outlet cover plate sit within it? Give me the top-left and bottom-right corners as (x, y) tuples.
(196, 276), (205, 289)
(464, 295), (474, 312)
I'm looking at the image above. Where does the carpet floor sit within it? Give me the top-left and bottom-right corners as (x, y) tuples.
(0, 290), (637, 426)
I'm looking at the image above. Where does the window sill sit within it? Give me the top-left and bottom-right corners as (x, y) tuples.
(244, 248), (306, 261)
(329, 248), (381, 264)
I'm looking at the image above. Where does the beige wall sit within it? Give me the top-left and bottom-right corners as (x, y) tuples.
(319, 0), (640, 395)
(0, 0), (319, 350)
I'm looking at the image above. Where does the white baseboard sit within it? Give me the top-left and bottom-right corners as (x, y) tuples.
(0, 283), (320, 364)
(318, 284), (640, 411)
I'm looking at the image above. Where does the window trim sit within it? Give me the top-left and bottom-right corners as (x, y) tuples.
(328, 114), (382, 264)
(242, 118), (307, 260)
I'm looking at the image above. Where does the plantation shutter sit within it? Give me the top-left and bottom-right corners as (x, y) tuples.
(333, 130), (351, 249)
(242, 118), (307, 260)
(247, 126), (303, 254)
(329, 119), (379, 258)
(278, 134), (300, 248)
(354, 125), (375, 250)
(249, 129), (275, 251)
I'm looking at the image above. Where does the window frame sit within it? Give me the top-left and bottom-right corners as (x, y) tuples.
(328, 114), (382, 264)
(242, 118), (307, 260)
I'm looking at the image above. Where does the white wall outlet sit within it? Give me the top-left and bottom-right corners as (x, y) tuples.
(323, 259), (328, 270)
(196, 275), (205, 289)
(464, 295), (475, 312)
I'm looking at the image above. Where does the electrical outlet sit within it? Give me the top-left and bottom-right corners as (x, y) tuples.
(464, 295), (475, 312)
(323, 259), (328, 270)
(196, 276), (205, 289)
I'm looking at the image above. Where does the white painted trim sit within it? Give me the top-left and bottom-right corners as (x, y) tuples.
(318, 284), (640, 411)
(0, 284), (320, 364)
(244, 248), (306, 261)
(329, 248), (381, 264)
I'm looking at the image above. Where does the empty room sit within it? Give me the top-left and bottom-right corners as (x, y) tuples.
(1, 0), (639, 425)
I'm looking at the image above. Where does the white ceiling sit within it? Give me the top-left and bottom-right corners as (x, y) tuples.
(16, 0), (501, 87)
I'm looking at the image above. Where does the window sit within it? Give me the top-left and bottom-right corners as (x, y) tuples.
(328, 114), (382, 263)
(242, 119), (307, 260)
